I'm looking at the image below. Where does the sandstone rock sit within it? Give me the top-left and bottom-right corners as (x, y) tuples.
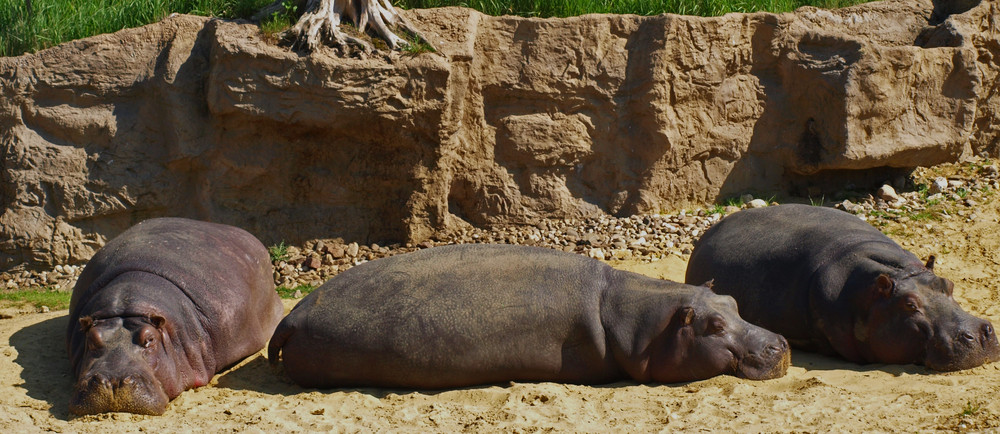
(0, 1), (997, 269)
(346, 243), (360, 258)
(747, 199), (768, 209)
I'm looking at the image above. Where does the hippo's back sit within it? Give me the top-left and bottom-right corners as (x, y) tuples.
(686, 204), (892, 339)
(272, 244), (618, 388)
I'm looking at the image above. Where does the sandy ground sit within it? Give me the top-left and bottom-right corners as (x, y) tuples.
(4, 169), (1000, 431)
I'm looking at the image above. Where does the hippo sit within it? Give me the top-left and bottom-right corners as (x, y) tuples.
(686, 204), (1000, 371)
(268, 244), (790, 389)
(67, 218), (283, 415)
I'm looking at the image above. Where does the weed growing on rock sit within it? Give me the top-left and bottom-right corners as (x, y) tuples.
(269, 241), (290, 262)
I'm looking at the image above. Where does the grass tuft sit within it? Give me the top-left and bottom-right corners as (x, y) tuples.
(276, 283), (316, 298)
(268, 241), (290, 262)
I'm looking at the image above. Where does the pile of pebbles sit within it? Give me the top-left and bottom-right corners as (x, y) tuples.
(5, 161), (997, 296)
(272, 210), (723, 289)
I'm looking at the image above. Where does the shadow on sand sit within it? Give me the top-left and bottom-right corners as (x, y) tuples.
(10, 315), (74, 420)
(790, 350), (935, 377)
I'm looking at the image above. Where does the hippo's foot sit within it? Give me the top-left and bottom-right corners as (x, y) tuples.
(256, 0), (432, 53)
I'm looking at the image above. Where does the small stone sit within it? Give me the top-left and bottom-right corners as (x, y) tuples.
(587, 248), (606, 260)
(40, 306), (49, 313)
(724, 205), (740, 214)
(303, 255), (322, 270)
(315, 241), (326, 254)
(982, 164), (998, 178)
(836, 200), (865, 214)
(740, 193), (754, 204)
(418, 241), (434, 249)
(293, 290), (302, 298)
(347, 242), (360, 257)
(928, 177), (948, 195)
(747, 199), (768, 208)
(948, 179), (965, 188)
(329, 246), (346, 259)
(877, 184), (906, 206)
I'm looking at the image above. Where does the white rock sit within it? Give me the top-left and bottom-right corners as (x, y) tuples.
(877, 184), (903, 203)
(748, 199), (768, 208)
(948, 179), (965, 188)
(929, 177), (948, 195)
(587, 248), (606, 260)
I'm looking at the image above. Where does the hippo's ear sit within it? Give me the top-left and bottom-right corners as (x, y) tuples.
(78, 316), (94, 332)
(149, 315), (166, 329)
(671, 306), (695, 327)
(925, 255), (936, 270)
(873, 274), (895, 299)
(701, 279), (715, 290)
(936, 277), (955, 297)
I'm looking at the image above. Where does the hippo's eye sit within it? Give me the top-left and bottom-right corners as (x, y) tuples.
(706, 318), (727, 336)
(136, 327), (157, 349)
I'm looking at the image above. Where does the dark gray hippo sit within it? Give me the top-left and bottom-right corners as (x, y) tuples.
(686, 204), (1000, 371)
(268, 244), (790, 389)
(67, 218), (283, 415)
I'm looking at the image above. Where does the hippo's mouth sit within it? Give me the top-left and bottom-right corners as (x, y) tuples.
(69, 373), (169, 416)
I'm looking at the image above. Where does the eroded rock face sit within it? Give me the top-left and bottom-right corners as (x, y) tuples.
(0, 0), (997, 269)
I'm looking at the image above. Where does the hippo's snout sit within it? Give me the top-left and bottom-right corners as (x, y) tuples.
(925, 318), (1000, 372)
(70, 372), (169, 416)
(738, 334), (791, 380)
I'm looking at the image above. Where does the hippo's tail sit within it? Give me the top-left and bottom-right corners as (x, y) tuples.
(267, 321), (294, 368)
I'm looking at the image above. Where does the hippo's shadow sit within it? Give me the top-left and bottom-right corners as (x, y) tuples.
(10, 315), (74, 420)
(790, 350), (935, 376)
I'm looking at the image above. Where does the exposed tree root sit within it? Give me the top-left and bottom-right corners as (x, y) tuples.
(257, 0), (432, 53)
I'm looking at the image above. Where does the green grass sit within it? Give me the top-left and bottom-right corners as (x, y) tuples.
(961, 401), (981, 417)
(0, 287), (72, 310)
(2, 0), (872, 57)
(276, 283), (315, 298)
(1, 0), (272, 56)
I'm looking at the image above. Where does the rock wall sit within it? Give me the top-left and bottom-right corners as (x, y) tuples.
(0, 0), (997, 269)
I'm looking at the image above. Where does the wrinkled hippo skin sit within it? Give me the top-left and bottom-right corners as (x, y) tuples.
(686, 204), (1000, 371)
(67, 218), (283, 415)
(269, 244), (789, 389)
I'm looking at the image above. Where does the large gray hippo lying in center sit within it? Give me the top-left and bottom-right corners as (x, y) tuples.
(67, 218), (283, 415)
(269, 244), (790, 388)
(686, 204), (1000, 371)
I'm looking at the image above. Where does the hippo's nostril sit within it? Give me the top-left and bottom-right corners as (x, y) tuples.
(88, 374), (111, 390)
(983, 324), (994, 339)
